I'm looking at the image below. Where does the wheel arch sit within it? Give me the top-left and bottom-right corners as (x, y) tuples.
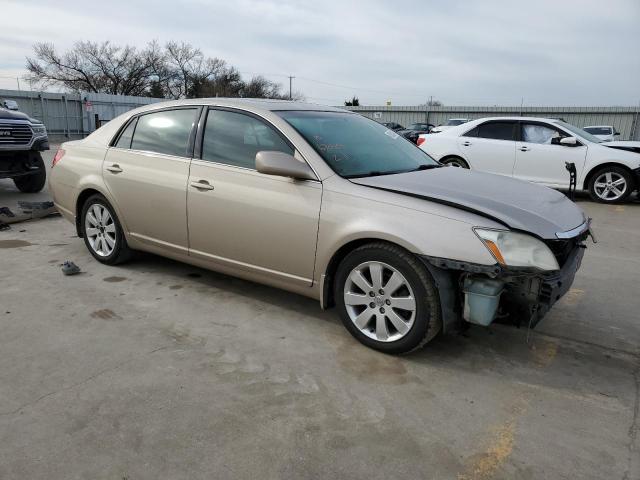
(582, 162), (636, 191)
(320, 237), (416, 310)
(74, 186), (127, 238)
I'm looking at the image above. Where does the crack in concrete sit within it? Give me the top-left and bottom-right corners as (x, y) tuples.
(0, 345), (171, 417)
(622, 362), (640, 480)
(533, 331), (639, 359)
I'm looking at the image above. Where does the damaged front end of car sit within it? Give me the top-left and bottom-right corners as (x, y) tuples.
(420, 220), (593, 332)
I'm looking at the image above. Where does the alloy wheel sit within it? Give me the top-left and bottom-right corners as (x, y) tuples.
(85, 204), (117, 257)
(593, 172), (627, 201)
(343, 261), (416, 342)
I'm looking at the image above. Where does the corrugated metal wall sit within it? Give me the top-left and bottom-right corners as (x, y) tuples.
(345, 105), (640, 140)
(0, 89), (163, 140)
(2, 88), (639, 141)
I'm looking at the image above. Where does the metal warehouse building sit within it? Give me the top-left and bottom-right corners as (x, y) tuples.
(2, 88), (639, 141)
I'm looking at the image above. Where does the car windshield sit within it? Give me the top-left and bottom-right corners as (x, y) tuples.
(277, 110), (439, 178)
(554, 121), (603, 143)
(583, 127), (612, 135)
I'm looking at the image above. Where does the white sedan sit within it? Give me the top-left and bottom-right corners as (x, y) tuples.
(418, 117), (640, 203)
(583, 125), (620, 142)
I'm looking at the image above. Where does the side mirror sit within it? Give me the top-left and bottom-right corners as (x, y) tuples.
(559, 136), (578, 147)
(255, 151), (317, 180)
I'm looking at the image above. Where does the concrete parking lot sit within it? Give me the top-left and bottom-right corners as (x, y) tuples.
(1, 151), (639, 480)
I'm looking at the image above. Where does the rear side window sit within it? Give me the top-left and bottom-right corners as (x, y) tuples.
(114, 118), (137, 149)
(201, 109), (293, 169)
(130, 109), (197, 157)
(476, 121), (516, 141)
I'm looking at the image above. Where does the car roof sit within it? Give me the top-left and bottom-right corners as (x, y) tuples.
(463, 116), (566, 122)
(584, 125), (612, 128)
(131, 97), (349, 114)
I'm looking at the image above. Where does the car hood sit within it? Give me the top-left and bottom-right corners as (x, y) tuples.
(600, 141), (640, 154)
(350, 167), (586, 239)
(0, 107), (40, 124)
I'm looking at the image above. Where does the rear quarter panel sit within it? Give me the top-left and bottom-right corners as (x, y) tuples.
(49, 142), (113, 226)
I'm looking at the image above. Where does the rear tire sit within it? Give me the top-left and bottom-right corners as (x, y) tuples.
(81, 194), (133, 265)
(13, 152), (46, 193)
(587, 166), (633, 203)
(440, 156), (469, 169)
(334, 242), (442, 354)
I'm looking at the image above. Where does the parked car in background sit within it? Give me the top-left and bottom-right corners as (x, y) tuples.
(431, 118), (470, 133)
(397, 122), (435, 143)
(0, 107), (49, 192)
(583, 125), (620, 142)
(49, 99), (591, 354)
(381, 121), (404, 131)
(1, 99), (20, 111)
(418, 117), (640, 203)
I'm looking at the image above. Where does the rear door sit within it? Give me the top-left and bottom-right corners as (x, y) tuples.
(457, 120), (518, 176)
(186, 108), (322, 287)
(103, 107), (199, 254)
(513, 121), (588, 187)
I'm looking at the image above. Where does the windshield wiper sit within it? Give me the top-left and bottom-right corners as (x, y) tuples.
(345, 164), (442, 179)
(411, 164), (442, 171)
(344, 171), (385, 179)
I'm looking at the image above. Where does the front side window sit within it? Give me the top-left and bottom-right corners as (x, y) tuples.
(522, 123), (560, 144)
(552, 121), (602, 143)
(277, 110), (439, 178)
(476, 121), (516, 141)
(130, 109), (197, 157)
(201, 109), (293, 169)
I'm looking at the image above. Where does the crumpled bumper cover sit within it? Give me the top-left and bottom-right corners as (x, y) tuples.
(421, 242), (586, 331)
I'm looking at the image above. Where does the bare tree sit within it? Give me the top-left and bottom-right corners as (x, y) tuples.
(26, 41), (161, 96)
(25, 40), (306, 101)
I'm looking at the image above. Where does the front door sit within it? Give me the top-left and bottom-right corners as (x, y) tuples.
(187, 108), (322, 287)
(513, 122), (588, 188)
(103, 107), (199, 254)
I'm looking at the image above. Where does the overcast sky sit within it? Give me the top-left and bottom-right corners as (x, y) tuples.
(1, 0), (638, 106)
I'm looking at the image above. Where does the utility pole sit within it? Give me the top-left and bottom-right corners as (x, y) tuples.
(288, 76), (295, 100)
(16, 77), (21, 91)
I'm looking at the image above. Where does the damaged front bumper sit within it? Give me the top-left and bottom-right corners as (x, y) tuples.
(420, 232), (588, 332)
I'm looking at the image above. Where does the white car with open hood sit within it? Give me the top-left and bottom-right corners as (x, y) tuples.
(418, 117), (640, 203)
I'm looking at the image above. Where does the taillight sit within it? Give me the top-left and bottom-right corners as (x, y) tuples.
(416, 137), (426, 146)
(52, 148), (65, 168)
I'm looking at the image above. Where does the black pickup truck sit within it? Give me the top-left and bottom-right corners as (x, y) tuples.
(0, 107), (49, 193)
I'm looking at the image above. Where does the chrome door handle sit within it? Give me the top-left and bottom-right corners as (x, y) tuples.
(462, 141), (472, 147)
(190, 180), (214, 191)
(106, 164), (123, 173)
(519, 146), (530, 152)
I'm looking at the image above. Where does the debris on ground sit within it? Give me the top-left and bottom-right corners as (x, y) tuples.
(61, 261), (81, 276)
(0, 201), (58, 227)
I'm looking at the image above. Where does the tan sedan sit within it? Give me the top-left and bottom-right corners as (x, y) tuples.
(50, 99), (592, 353)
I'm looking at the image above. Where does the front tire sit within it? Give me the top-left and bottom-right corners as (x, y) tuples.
(588, 166), (633, 203)
(81, 194), (132, 265)
(13, 152), (46, 193)
(334, 242), (442, 354)
(440, 156), (469, 169)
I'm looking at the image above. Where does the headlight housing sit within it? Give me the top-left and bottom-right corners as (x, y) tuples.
(474, 228), (559, 271)
(31, 124), (47, 136)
